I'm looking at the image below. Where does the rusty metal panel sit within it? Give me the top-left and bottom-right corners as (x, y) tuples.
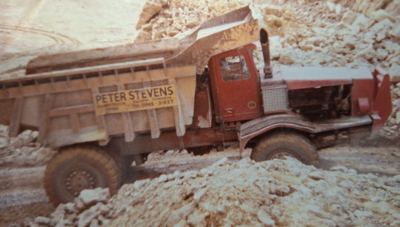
(370, 67), (392, 137)
(192, 83), (212, 128)
(351, 79), (374, 116)
(209, 45), (262, 123)
(116, 127), (238, 155)
(238, 113), (373, 153)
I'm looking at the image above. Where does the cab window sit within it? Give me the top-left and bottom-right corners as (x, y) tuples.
(220, 54), (250, 82)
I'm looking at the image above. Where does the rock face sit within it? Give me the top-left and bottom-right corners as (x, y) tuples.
(31, 157), (400, 227)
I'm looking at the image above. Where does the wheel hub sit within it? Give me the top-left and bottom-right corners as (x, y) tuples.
(66, 170), (95, 197)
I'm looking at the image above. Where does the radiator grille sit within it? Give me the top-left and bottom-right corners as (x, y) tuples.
(262, 85), (288, 113)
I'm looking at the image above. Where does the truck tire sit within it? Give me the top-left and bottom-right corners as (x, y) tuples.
(250, 132), (319, 167)
(44, 146), (120, 207)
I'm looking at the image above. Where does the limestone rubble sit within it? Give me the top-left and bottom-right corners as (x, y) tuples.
(31, 157), (400, 227)
(0, 125), (56, 167)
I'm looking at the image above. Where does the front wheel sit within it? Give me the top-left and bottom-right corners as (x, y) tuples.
(250, 132), (319, 167)
(44, 146), (121, 206)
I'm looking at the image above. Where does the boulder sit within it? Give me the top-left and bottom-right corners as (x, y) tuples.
(389, 24), (400, 39)
(77, 205), (101, 227)
(134, 30), (152, 42)
(257, 207), (275, 227)
(370, 9), (396, 23)
(279, 54), (294, 65)
(261, 4), (283, 17)
(341, 11), (359, 25)
(79, 188), (110, 207)
(35, 217), (50, 226)
(187, 210), (207, 227)
(376, 48), (389, 60)
(326, 1), (335, 12)
(215, 157), (229, 166)
(389, 63), (400, 82)
(330, 166), (348, 173)
(165, 202), (196, 227)
(355, 45), (376, 60)
(136, 1), (163, 30)
(370, 19), (394, 35)
(352, 14), (375, 30)
(193, 188), (207, 203)
(353, 210), (374, 218)
(335, 4), (342, 15)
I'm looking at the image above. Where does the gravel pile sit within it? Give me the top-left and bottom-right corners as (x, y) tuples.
(0, 125), (56, 167)
(30, 157), (400, 227)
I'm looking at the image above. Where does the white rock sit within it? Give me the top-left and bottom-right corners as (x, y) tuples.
(389, 63), (400, 82)
(330, 166), (348, 173)
(324, 188), (346, 205)
(339, 180), (355, 191)
(335, 4), (342, 15)
(370, 9), (396, 23)
(309, 205), (331, 219)
(136, 1), (163, 29)
(326, 1), (335, 12)
(159, 174), (168, 182)
(355, 45), (376, 60)
(65, 202), (79, 213)
(0, 137), (8, 149)
(193, 188), (207, 203)
(187, 210), (207, 227)
(79, 188), (110, 207)
(133, 179), (150, 190)
(35, 217), (50, 225)
(308, 171), (325, 180)
(279, 54), (294, 65)
(77, 205), (101, 227)
(165, 202), (195, 227)
(370, 196), (382, 203)
(264, 4), (283, 17)
(377, 48), (389, 60)
(257, 207), (275, 227)
(396, 112), (400, 124)
(342, 11), (359, 25)
(347, 169), (358, 175)
(370, 19), (394, 34)
(352, 14), (375, 30)
(354, 210), (374, 218)
(215, 157), (229, 166)
(389, 24), (400, 39)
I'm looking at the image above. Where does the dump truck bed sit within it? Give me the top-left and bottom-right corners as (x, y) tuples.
(0, 5), (265, 148)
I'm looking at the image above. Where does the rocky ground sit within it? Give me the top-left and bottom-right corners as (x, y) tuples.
(1, 0), (400, 226)
(1, 124), (400, 226)
(28, 157), (400, 227)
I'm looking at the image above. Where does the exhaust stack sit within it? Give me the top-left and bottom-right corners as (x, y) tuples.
(260, 29), (272, 79)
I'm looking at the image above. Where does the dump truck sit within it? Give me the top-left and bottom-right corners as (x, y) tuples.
(0, 5), (392, 206)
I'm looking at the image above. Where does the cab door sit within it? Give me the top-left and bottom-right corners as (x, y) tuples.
(209, 46), (262, 123)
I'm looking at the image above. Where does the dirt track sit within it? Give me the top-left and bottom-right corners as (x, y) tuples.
(1, 145), (399, 227)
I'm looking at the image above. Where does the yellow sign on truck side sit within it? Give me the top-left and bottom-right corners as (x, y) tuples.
(93, 84), (178, 115)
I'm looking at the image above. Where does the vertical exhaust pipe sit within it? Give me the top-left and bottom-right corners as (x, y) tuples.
(260, 29), (272, 79)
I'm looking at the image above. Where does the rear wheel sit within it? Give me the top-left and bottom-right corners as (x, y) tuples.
(250, 132), (319, 167)
(44, 146), (121, 206)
